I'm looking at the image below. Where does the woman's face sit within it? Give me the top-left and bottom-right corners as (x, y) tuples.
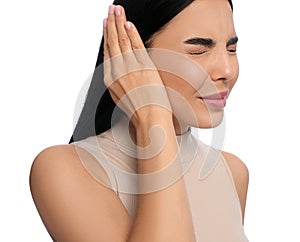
(149, 0), (239, 133)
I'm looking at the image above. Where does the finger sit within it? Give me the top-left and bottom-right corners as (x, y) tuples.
(103, 18), (109, 62)
(106, 5), (122, 58)
(114, 5), (139, 73)
(106, 5), (126, 84)
(114, 5), (132, 53)
(103, 18), (112, 87)
(125, 22), (155, 67)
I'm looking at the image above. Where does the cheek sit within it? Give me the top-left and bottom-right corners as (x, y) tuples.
(149, 48), (210, 92)
(158, 71), (224, 128)
(229, 64), (239, 90)
(158, 71), (199, 123)
(158, 71), (195, 97)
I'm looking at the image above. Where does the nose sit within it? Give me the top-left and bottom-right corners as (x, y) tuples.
(207, 49), (236, 84)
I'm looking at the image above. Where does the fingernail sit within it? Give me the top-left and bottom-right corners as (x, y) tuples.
(125, 21), (132, 30)
(103, 18), (107, 28)
(114, 6), (121, 16)
(108, 5), (115, 15)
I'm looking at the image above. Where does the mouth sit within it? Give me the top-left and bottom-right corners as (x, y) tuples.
(199, 90), (229, 109)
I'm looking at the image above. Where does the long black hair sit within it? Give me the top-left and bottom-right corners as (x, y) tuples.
(69, 0), (233, 143)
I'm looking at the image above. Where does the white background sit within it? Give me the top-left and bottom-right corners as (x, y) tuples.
(1, 0), (299, 241)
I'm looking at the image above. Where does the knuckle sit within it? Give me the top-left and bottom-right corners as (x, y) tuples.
(103, 77), (110, 87)
(118, 35), (129, 46)
(107, 37), (118, 46)
(131, 39), (143, 50)
(132, 42), (141, 50)
(103, 51), (109, 60)
(103, 75), (113, 88)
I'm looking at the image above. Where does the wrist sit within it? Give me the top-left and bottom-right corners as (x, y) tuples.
(131, 106), (174, 130)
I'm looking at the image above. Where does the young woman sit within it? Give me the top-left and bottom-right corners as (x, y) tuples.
(30, 0), (249, 241)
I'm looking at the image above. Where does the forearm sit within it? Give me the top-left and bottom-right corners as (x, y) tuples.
(102, 5), (195, 240)
(127, 109), (196, 242)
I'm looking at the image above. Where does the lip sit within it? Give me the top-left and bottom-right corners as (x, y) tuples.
(201, 91), (229, 100)
(199, 90), (229, 109)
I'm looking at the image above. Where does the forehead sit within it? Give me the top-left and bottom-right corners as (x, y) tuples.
(161, 0), (235, 39)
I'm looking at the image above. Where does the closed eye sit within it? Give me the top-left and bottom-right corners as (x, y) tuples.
(183, 36), (238, 55)
(227, 45), (237, 54)
(226, 37), (238, 54)
(189, 50), (208, 55)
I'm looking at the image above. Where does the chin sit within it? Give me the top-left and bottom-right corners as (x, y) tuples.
(195, 108), (224, 129)
(169, 94), (225, 130)
(175, 109), (224, 130)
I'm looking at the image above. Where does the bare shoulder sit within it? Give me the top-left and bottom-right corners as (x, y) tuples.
(221, 151), (249, 224)
(29, 144), (131, 241)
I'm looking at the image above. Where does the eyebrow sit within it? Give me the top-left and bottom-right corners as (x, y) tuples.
(226, 36), (239, 47)
(183, 38), (215, 47)
(183, 36), (238, 47)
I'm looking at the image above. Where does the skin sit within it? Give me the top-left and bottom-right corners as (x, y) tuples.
(29, 1), (249, 241)
(149, 0), (239, 134)
(147, 0), (249, 221)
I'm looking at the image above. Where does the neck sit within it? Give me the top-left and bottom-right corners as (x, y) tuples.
(123, 113), (190, 140)
(172, 115), (190, 136)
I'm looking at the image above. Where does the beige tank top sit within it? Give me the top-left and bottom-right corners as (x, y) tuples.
(73, 116), (249, 241)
